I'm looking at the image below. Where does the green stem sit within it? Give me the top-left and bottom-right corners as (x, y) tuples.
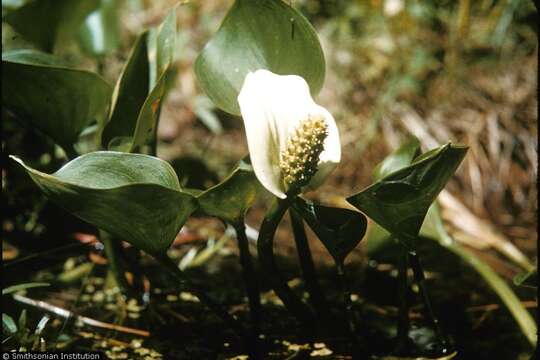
(154, 253), (246, 338)
(396, 244), (410, 353)
(232, 221), (262, 335)
(289, 209), (327, 313)
(257, 196), (317, 330)
(100, 230), (132, 297)
(408, 250), (449, 349)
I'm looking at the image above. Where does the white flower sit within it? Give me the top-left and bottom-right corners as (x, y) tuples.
(237, 69), (341, 199)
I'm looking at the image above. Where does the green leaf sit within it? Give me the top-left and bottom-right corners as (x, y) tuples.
(372, 137), (421, 181)
(2, 50), (112, 154)
(194, 0), (325, 115)
(148, 5), (176, 88)
(197, 160), (261, 224)
(78, 0), (119, 56)
(101, 7), (177, 151)
(292, 197), (367, 264)
(1, 48), (66, 66)
(2, 282), (50, 296)
(10, 152), (198, 256)
(347, 143), (468, 244)
(101, 32), (150, 150)
(363, 139), (536, 345)
(2, 313), (17, 335)
(513, 268), (537, 289)
(130, 67), (177, 151)
(366, 137), (421, 258)
(4, 0), (99, 52)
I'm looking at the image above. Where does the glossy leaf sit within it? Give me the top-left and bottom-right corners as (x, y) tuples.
(293, 197), (367, 264)
(194, 0), (325, 115)
(347, 143), (468, 244)
(2, 50), (112, 153)
(197, 160), (261, 224)
(4, 0), (99, 52)
(366, 137), (421, 257)
(78, 0), (119, 56)
(101, 7), (177, 152)
(11, 152), (198, 256)
(362, 140), (536, 345)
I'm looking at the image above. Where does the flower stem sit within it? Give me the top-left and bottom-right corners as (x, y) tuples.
(396, 243), (410, 353)
(100, 230), (133, 297)
(408, 249), (449, 350)
(232, 221), (262, 335)
(257, 196), (317, 331)
(289, 209), (327, 314)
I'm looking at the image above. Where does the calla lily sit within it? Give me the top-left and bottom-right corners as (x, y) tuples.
(237, 69), (341, 199)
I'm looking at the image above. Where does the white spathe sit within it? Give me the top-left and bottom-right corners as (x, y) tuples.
(237, 69), (341, 199)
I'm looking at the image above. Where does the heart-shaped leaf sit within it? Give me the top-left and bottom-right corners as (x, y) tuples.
(194, 0), (325, 115)
(101, 7), (177, 152)
(4, 0), (99, 52)
(347, 143), (468, 244)
(365, 137), (421, 257)
(78, 0), (120, 56)
(362, 140), (536, 345)
(292, 197), (367, 264)
(197, 160), (261, 224)
(2, 50), (112, 154)
(10, 152), (198, 256)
